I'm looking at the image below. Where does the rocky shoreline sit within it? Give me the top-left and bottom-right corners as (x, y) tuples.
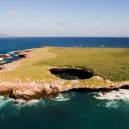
(0, 79), (129, 101)
(0, 49), (129, 101)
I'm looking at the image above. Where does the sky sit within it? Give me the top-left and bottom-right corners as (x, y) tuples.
(0, 0), (129, 37)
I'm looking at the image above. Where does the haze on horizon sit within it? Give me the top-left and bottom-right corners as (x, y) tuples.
(0, 0), (129, 37)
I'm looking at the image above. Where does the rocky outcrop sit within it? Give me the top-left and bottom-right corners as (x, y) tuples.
(0, 54), (10, 58)
(12, 50), (30, 57)
(12, 86), (59, 100)
(0, 80), (129, 100)
(0, 49), (129, 101)
(0, 81), (59, 100)
(0, 86), (13, 97)
(0, 54), (10, 63)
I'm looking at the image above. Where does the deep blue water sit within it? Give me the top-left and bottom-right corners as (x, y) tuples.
(0, 37), (129, 129)
(0, 37), (129, 54)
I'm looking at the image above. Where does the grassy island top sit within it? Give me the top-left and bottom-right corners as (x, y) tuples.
(1, 47), (129, 84)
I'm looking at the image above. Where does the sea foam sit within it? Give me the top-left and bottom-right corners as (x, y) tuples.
(51, 93), (71, 102)
(0, 96), (14, 109)
(94, 89), (129, 108)
(14, 99), (41, 108)
(94, 89), (129, 101)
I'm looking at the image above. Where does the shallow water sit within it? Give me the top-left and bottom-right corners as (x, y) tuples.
(0, 37), (129, 129)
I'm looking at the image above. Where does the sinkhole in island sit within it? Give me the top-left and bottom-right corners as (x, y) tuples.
(49, 67), (94, 80)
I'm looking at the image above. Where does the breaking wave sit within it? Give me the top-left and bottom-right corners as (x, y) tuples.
(51, 93), (75, 102)
(0, 93), (75, 109)
(0, 96), (14, 109)
(0, 96), (43, 109)
(15, 99), (40, 106)
(94, 89), (129, 101)
(94, 89), (129, 108)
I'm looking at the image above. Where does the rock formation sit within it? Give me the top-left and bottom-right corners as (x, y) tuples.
(0, 49), (129, 101)
(0, 79), (129, 101)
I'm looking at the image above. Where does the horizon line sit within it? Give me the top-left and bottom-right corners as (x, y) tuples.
(0, 36), (129, 38)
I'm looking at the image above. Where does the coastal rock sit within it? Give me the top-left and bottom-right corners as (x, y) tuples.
(8, 83), (59, 100)
(0, 80), (129, 100)
(0, 48), (129, 100)
(0, 65), (3, 69)
(0, 54), (10, 58)
(0, 86), (13, 97)
(18, 54), (26, 58)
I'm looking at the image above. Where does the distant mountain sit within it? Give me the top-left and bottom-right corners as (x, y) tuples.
(0, 33), (12, 37)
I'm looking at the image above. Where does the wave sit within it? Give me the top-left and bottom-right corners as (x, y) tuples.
(0, 96), (42, 109)
(94, 89), (129, 101)
(94, 89), (129, 108)
(51, 93), (72, 102)
(0, 94), (71, 109)
(14, 99), (41, 108)
(0, 96), (14, 109)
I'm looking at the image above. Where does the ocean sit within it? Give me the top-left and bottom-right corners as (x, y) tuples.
(0, 37), (129, 129)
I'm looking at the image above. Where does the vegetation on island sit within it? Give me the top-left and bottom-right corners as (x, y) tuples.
(34, 47), (129, 82)
(1, 47), (129, 88)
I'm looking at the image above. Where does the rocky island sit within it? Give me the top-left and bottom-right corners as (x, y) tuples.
(0, 47), (129, 100)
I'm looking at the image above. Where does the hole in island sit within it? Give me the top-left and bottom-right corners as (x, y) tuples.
(49, 67), (94, 80)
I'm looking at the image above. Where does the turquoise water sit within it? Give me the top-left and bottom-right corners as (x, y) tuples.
(1, 91), (129, 129)
(0, 37), (129, 129)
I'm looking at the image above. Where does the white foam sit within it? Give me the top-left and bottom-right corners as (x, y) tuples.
(94, 89), (129, 101)
(1, 60), (6, 63)
(9, 51), (15, 55)
(0, 96), (14, 109)
(15, 99), (41, 108)
(94, 89), (129, 108)
(0, 95), (42, 109)
(27, 99), (40, 105)
(0, 100), (8, 108)
(105, 101), (119, 108)
(52, 93), (71, 102)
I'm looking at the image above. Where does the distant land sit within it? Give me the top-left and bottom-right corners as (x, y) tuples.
(0, 33), (11, 37)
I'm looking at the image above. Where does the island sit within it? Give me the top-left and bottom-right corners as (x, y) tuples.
(0, 47), (129, 100)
